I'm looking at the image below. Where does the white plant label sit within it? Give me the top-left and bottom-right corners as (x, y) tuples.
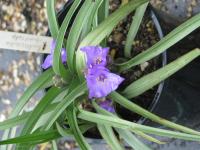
(0, 31), (53, 54)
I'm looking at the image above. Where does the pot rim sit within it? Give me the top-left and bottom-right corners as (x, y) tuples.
(137, 10), (167, 124)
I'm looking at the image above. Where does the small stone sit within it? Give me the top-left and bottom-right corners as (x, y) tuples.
(1, 99), (11, 105)
(64, 143), (71, 149)
(0, 114), (6, 122)
(140, 62), (149, 71)
(113, 32), (123, 44)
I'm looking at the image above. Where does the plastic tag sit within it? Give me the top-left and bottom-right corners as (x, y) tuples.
(0, 31), (52, 54)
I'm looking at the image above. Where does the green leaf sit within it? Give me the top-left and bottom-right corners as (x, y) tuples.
(123, 48), (200, 98)
(97, 125), (124, 150)
(1, 69), (54, 149)
(20, 87), (63, 135)
(17, 87), (63, 150)
(78, 109), (200, 142)
(66, 0), (94, 72)
(109, 91), (200, 135)
(117, 13), (200, 71)
(0, 130), (63, 145)
(66, 105), (92, 150)
(56, 123), (71, 137)
(11, 69), (54, 117)
(76, 0), (149, 80)
(134, 130), (164, 144)
(124, 2), (149, 58)
(117, 129), (152, 150)
(98, 0), (109, 24)
(46, 0), (59, 39)
(0, 113), (29, 131)
(80, 0), (103, 40)
(92, 101), (124, 150)
(53, 0), (81, 77)
(0, 124), (94, 146)
(52, 140), (58, 150)
(93, 101), (157, 148)
(44, 82), (87, 130)
(0, 101), (65, 131)
(56, 122), (94, 137)
(97, 0), (109, 47)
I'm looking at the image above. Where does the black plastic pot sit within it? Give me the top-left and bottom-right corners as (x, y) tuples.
(145, 59), (200, 128)
(143, 35), (200, 129)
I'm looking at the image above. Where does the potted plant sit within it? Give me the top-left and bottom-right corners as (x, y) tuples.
(1, 0), (200, 150)
(45, 0), (167, 128)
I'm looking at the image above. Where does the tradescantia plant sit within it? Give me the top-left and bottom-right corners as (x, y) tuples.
(1, 0), (200, 149)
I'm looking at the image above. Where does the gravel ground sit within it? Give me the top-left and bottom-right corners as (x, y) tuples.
(150, 0), (200, 25)
(0, 0), (200, 150)
(0, 0), (107, 150)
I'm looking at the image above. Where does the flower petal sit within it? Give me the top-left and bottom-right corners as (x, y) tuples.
(41, 54), (53, 69)
(50, 40), (56, 54)
(81, 46), (109, 68)
(42, 40), (67, 69)
(61, 48), (67, 64)
(99, 100), (115, 113)
(86, 67), (124, 98)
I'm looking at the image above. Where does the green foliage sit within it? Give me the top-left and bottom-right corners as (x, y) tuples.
(46, 0), (59, 39)
(117, 13), (200, 72)
(52, 0), (81, 78)
(66, 0), (95, 73)
(66, 104), (92, 150)
(124, 2), (149, 58)
(123, 48), (200, 98)
(1, 0), (200, 149)
(109, 91), (200, 135)
(76, 0), (149, 80)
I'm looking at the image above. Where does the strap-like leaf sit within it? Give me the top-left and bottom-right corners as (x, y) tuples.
(17, 87), (63, 150)
(123, 48), (200, 98)
(46, 0), (59, 39)
(0, 130), (68, 145)
(92, 101), (124, 150)
(53, 0), (81, 77)
(80, 0), (104, 39)
(66, 105), (92, 150)
(97, 125), (124, 150)
(109, 91), (200, 135)
(93, 101), (156, 148)
(20, 87), (62, 135)
(66, 0), (94, 72)
(0, 123), (94, 146)
(0, 113), (29, 131)
(124, 2), (149, 58)
(117, 13), (200, 71)
(52, 140), (58, 150)
(78, 109), (200, 141)
(117, 129), (152, 150)
(1, 69), (54, 149)
(44, 82), (87, 130)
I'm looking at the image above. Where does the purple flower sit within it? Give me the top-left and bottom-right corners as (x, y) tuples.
(86, 66), (124, 98)
(99, 100), (115, 113)
(81, 46), (109, 68)
(42, 40), (67, 69)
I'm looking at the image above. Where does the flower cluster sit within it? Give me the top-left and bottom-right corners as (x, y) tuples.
(81, 46), (124, 99)
(42, 40), (67, 69)
(42, 43), (123, 112)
